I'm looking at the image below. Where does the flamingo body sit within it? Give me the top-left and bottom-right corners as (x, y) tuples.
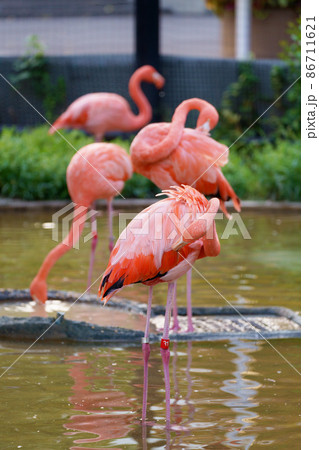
(30, 143), (132, 304)
(99, 185), (220, 302)
(132, 123), (231, 194)
(130, 98), (241, 216)
(98, 185), (221, 425)
(67, 142), (132, 205)
(49, 65), (165, 141)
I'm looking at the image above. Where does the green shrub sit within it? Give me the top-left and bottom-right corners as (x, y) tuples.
(0, 126), (158, 200)
(224, 139), (301, 201)
(0, 126), (300, 202)
(214, 17), (301, 142)
(0, 126), (91, 200)
(10, 35), (66, 122)
(270, 18), (301, 139)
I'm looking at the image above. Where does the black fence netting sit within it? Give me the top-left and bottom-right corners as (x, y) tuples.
(0, 0), (293, 127)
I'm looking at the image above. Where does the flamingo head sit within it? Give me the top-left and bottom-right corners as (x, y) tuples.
(172, 197), (220, 251)
(30, 276), (48, 304)
(141, 65), (165, 89)
(196, 103), (219, 133)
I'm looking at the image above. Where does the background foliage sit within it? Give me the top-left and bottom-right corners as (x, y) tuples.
(0, 126), (300, 201)
(10, 35), (66, 122)
(1, 19), (300, 203)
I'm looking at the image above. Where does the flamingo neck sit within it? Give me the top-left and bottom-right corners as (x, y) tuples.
(202, 222), (220, 258)
(127, 70), (153, 130)
(132, 98), (207, 165)
(36, 206), (88, 282)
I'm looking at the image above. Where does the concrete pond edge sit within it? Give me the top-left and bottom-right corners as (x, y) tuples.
(0, 289), (301, 344)
(0, 198), (301, 211)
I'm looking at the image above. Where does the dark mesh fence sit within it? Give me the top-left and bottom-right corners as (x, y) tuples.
(0, 0), (135, 56)
(0, 0), (292, 127)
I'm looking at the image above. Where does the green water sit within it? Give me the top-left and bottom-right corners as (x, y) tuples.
(0, 208), (300, 448)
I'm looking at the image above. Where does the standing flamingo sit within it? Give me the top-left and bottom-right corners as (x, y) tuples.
(49, 65), (165, 141)
(99, 185), (220, 426)
(130, 98), (241, 332)
(30, 143), (132, 304)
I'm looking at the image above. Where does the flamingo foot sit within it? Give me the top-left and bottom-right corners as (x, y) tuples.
(171, 318), (181, 332)
(187, 323), (195, 333)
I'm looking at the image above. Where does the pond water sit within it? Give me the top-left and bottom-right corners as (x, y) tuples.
(0, 208), (300, 448)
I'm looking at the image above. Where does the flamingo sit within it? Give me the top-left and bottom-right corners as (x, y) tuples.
(98, 185), (221, 426)
(30, 142), (132, 304)
(48, 65), (165, 142)
(130, 97), (241, 332)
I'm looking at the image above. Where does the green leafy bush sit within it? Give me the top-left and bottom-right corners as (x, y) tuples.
(270, 18), (301, 139)
(0, 126), (300, 202)
(224, 139), (300, 201)
(214, 17), (301, 142)
(0, 126), (157, 200)
(10, 35), (66, 122)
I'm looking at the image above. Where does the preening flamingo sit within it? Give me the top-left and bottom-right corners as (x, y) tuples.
(30, 143), (132, 304)
(130, 97), (241, 332)
(130, 98), (240, 216)
(98, 185), (220, 425)
(49, 65), (165, 142)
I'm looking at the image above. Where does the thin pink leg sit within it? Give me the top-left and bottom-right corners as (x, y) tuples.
(107, 199), (114, 252)
(186, 341), (195, 421)
(94, 133), (103, 142)
(186, 269), (194, 333)
(161, 347), (171, 428)
(142, 342), (151, 422)
(171, 281), (180, 332)
(161, 282), (175, 427)
(172, 342), (182, 423)
(87, 205), (98, 291)
(142, 286), (153, 422)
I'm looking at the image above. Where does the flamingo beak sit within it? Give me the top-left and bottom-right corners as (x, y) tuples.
(202, 120), (210, 132)
(172, 236), (186, 252)
(152, 72), (165, 89)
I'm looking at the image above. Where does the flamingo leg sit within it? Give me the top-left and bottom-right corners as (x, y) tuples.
(160, 282), (175, 427)
(186, 341), (195, 422)
(142, 286), (153, 422)
(94, 133), (104, 143)
(186, 269), (194, 333)
(107, 199), (114, 252)
(87, 205), (98, 291)
(172, 342), (182, 424)
(171, 281), (179, 332)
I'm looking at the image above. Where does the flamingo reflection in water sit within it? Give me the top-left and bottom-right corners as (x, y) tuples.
(63, 345), (198, 448)
(63, 351), (137, 449)
(221, 340), (261, 448)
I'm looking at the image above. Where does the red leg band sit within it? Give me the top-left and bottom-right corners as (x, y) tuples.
(160, 338), (170, 350)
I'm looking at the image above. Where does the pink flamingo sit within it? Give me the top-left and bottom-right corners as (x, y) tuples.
(30, 142), (132, 304)
(99, 185), (220, 426)
(130, 97), (241, 333)
(64, 353), (136, 447)
(49, 65), (165, 141)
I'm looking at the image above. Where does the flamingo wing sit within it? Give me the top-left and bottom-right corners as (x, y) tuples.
(50, 93), (132, 134)
(99, 194), (206, 302)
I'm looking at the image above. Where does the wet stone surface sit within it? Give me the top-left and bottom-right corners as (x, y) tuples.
(0, 290), (301, 343)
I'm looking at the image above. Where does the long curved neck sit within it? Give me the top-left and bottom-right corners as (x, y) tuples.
(132, 98), (208, 165)
(127, 70), (153, 130)
(36, 206), (87, 282)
